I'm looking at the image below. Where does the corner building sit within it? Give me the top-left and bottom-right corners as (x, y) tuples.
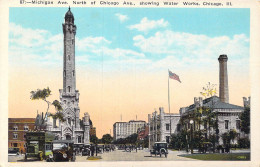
(46, 8), (90, 146)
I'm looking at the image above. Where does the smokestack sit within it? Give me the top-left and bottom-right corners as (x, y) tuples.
(218, 54), (229, 103)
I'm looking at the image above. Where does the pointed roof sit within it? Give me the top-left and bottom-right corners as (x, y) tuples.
(65, 7), (74, 23)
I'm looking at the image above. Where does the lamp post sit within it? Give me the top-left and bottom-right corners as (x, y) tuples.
(190, 119), (194, 154)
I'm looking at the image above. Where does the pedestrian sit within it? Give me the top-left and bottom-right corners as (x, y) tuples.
(136, 146), (137, 152)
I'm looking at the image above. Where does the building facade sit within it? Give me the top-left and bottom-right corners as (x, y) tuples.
(8, 118), (36, 153)
(113, 120), (146, 140)
(148, 107), (181, 148)
(179, 96), (249, 145)
(45, 8), (90, 146)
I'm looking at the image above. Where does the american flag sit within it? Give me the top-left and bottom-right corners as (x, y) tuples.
(169, 70), (181, 83)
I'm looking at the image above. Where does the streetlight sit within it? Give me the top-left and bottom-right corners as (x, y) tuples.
(190, 119), (194, 154)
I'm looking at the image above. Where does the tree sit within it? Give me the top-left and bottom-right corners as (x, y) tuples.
(101, 134), (113, 144)
(240, 107), (250, 134)
(30, 87), (64, 122)
(90, 135), (98, 144)
(221, 129), (237, 147)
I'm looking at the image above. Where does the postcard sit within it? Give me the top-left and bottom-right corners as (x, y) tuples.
(0, 0), (260, 167)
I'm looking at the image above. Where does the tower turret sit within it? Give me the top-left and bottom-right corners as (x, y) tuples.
(62, 7), (77, 94)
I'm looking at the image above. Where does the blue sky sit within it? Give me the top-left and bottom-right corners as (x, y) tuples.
(9, 7), (250, 73)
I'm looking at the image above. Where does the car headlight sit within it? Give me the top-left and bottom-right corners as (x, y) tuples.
(63, 153), (67, 158)
(49, 154), (53, 159)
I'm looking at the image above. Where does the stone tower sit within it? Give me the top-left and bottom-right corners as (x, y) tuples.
(218, 54), (229, 103)
(59, 7), (80, 140)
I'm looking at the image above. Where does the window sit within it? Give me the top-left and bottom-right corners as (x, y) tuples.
(68, 118), (71, 126)
(13, 125), (18, 131)
(55, 135), (59, 140)
(64, 70), (66, 77)
(72, 70), (75, 76)
(236, 120), (241, 129)
(72, 39), (74, 45)
(166, 124), (170, 131)
(68, 55), (70, 61)
(24, 134), (26, 139)
(68, 86), (71, 92)
(78, 136), (82, 143)
(13, 134), (18, 139)
(225, 120), (229, 129)
(24, 125), (29, 131)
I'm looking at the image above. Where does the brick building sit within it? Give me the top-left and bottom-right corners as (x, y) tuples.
(8, 118), (36, 153)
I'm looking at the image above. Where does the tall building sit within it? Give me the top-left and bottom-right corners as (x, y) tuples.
(46, 8), (90, 146)
(8, 118), (36, 153)
(148, 107), (180, 148)
(113, 120), (146, 140)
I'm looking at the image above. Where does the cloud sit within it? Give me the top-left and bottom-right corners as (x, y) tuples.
(76, 36), (111, 52)
(9, 23), (146, 70)
(128, 17), (169, 33)
(115, 13), (129, 22)
(133, 30), (249, 72)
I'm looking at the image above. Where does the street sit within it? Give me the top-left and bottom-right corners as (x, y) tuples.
(8, 149), (196, 162)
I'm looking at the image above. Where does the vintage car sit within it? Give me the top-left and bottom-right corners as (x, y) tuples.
(52, 140), (75, 162)
(82, 145), (91, 156)
(150, 142), (168, 157)
(8, 148), (20, 156)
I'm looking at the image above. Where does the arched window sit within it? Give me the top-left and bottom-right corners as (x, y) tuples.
(68, 86), (71, 92)
(72, 70), (74, 76)
(68, 55), (70, 61)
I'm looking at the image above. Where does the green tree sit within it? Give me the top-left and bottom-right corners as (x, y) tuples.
(30, 87), (64, 122)
(102, 134), (113, 144)
(90, 135), (98, 144)
(240, 107), (250, 134)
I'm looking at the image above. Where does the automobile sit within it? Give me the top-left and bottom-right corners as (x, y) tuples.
(52, 140), (75, 162)
(25, 132), (54, 161)
(82, 145), (91, 156)
(8, 148), (20, 156)
(150, 142), (168, 157)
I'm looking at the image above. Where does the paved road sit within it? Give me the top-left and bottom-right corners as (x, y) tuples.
(76, 149), (196, 161)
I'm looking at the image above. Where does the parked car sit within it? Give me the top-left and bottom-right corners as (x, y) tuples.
(52, 140), (75, 161)
(8, 148), (19, 156)
(82, 145), (91, 156)
(150, 142), (168, 157)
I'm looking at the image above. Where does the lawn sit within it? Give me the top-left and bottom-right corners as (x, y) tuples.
(179, 153), (250, 161)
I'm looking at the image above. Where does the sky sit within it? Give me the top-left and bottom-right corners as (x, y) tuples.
(9, 7), (250, 138)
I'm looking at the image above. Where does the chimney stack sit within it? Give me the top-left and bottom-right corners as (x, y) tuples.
(218, 54), (229, 103)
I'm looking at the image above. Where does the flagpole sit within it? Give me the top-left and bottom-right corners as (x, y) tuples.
(168, 69), (172, 137)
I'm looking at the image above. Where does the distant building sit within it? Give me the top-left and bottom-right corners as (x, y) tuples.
(8, 118), (36, 153)
(89, 119), (96, 136)
(137, 124), (149, 140)
(113, 120), (146, 140)
(148, 107), (180, 148)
